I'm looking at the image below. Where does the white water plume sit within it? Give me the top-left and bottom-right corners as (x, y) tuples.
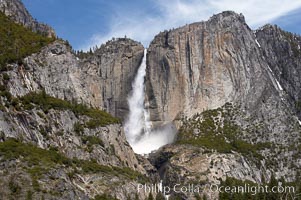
(124, 49), (176, 154)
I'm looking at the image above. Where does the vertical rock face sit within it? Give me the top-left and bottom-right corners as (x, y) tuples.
(78, 39), (144, 119)
(146, 12), (299, 140)
(0, 0), (55, 37)
(255, 25), (301, 119)
(146, 11), (276, 126)
(146, 11), (301, 193)
(8, 39), (144, 119)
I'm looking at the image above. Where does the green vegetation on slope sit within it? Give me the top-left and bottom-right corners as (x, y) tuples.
(0, 12), (54, 71)
(0, 138), (69, 168)
(280, 28), (301, 58)
(91, 194), (118, 200)
(19, 90), (120, 127)
(296, 100), (301, 113)
(0, 138), (147, 183)
(177, 103), (271, 160)
(1, 87), (120, 128)
(82, 135), (105, 152)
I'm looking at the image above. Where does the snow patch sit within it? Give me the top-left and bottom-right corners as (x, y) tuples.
(49, 52), (56, 57)
(275, 79), (283, 91)
(23, 73), (33, 91)
(267, 65), (283, 91)
(255, 39), (261, 47)
(298, 120), (301, 126)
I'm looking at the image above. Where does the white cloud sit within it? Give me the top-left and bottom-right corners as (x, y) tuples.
(80, 0), (301, 50)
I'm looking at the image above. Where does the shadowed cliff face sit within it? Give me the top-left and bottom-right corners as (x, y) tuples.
(255, 25), (301, 119)
(77, 39), (144, 119)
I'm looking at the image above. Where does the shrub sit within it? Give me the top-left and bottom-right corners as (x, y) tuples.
(82, 135), (104, 152)
(8, 179), (21, 194)
(296, 101), (301, 113)
(2, 73), (10, 81)
(26, 190), (33, 200)
(74, 122), (84, 135)
(92, 194), (118, 200)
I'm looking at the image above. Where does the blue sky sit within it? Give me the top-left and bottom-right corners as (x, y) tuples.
(22, 0), (301, 51)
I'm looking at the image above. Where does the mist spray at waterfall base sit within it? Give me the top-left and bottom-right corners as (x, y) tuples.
(124, 49), (176, 154)
(129, 124), (176, 154)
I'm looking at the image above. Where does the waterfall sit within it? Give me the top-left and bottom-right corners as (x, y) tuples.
(124, 49), (176, 155)
(124, 49), (150, 145)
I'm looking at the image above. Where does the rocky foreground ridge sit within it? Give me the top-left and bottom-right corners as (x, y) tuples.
(0, 0), (301, 200)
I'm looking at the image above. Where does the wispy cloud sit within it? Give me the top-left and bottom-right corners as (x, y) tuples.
(80, 0), (301, 50)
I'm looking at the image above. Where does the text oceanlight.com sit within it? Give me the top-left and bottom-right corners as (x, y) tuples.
(137, 182), (296, 196)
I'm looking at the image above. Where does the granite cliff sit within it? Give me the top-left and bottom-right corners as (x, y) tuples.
(146, 11), (301, 199)
(146, 11), (292, 128)
(1, 0), (301, 199)
(8, 39), (144, 120)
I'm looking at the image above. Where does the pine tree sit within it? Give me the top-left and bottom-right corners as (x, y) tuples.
(147, 193), (154, 200)
(155, 192), (165, 200)
(267, 173), (279, 200)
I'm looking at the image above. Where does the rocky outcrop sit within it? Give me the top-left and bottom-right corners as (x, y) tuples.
(148, 101), (301, 198)
(0, 142), (150, 200)
(0, 88), (154, 199)
(7, 38), (144, 120)
(255, 25), (301, 119)
(0, 109), (141, 171)
(149, 145), (263, 200)
(0, 0), (55, 37)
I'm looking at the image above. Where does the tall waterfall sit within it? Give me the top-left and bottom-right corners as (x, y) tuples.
(124, 49), (150, 145)
(124, 49), (176, 155)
